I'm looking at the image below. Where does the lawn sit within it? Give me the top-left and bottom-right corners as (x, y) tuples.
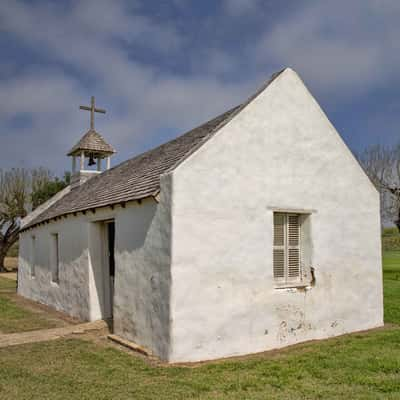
(0, 277), (63, 334)
(383, 251), (400, 324)
(382, 227), (400, 251)
(0, 253), (399, 400)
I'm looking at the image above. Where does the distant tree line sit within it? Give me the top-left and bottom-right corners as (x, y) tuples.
(359, 143), (400, 232)
(0, 168), (70, 272)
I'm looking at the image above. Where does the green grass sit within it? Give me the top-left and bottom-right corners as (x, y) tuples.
(0, 253), (398, 399)
(383, 251), (400, 324)
(0, 328), (399, 400)
(0, 277), (58, 334)
(382, 227), (400, 251)
(0, 276), (17, 291)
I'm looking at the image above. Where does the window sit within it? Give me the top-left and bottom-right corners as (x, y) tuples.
(31, 235), (36, 278)
(51, 233), (60, 284)
(273, 213), (301, 284)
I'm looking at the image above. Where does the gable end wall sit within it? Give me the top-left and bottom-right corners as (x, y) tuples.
(168, 68), (383, 362)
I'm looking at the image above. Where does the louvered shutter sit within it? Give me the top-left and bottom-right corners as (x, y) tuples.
(273, 213), (301, 283)
(273, 213), (285, 279)
(287, 214), (300, 280)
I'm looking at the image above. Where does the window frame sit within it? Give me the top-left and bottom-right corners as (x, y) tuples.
(273, 212), (302, 287)
(50, 233), (60, 284)
(31, 235), (36, 278)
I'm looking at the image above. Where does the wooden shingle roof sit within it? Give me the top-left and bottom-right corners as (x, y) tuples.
(67, 129), (115, 156)
(23, 106), (240, 229)
(23, 69), (284, 230)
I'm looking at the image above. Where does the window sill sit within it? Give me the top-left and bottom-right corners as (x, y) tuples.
(274, 282), (312, 291)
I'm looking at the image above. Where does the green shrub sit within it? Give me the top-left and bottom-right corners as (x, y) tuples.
(6, 242), (19, 257)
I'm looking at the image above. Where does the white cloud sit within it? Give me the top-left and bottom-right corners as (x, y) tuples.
(1, 0), (400, 172)
(71, 0), (183, 52)
(255, 0), (400, 99)
(0, 0), (250, 172)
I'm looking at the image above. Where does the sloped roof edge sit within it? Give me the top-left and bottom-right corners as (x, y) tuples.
(163, 68), (286, 176)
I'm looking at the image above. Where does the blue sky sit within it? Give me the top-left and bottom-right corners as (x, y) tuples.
(0, 0), (399, 174)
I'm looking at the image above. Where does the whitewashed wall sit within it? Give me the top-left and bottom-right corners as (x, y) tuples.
(18, 187), (172, 359)
(168, 68), (383, 362)
(19, 215), (92, 321)
(113, 179), (172, 359)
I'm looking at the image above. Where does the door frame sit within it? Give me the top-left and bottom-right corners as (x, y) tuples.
(104, 220), (115, 320)
(101, 219), (115, 320)
(88, 217), (116, 322)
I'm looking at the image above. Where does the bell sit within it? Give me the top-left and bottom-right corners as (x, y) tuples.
(88, 153), (96, 166)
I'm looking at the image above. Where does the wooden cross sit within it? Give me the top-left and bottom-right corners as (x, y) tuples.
(79, 96), (106, 130)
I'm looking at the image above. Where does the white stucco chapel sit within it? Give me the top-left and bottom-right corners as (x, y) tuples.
(18, 68), (383, 363)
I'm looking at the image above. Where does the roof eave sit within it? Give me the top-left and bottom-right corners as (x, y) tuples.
(67, 148), (116, 157)
(20, 194), (155, 232)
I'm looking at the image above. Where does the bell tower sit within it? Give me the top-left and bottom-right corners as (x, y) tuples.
(68, 96), (115, 188)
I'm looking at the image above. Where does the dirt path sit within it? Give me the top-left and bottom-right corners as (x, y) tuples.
(0, 320), (108, 348)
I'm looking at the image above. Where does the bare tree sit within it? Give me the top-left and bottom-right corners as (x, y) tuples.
(0, 169), (30, 272)
(0, 167), (58, 272)
(359, 144), (400, 231)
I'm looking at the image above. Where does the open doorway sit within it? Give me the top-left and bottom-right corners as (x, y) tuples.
(106, 220), (115, 320)
(88, 219), (116, 325)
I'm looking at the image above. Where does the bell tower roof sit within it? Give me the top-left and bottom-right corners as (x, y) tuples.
(67, 128), (115, 157)
(68, 96), (115, 188)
